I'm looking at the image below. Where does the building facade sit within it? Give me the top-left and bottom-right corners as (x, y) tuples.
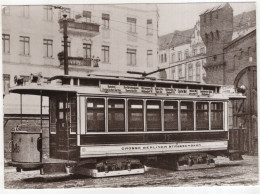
(158, 22), (206, 83)
(2, 4), (159, 113)
(200, 3), (257, 155)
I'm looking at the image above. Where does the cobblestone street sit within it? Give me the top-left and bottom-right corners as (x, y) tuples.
(4, 155), (258, 189)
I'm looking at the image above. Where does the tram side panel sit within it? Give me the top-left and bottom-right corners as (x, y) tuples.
(77, 95), (229, 165)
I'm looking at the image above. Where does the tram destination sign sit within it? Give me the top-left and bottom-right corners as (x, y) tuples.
(100, 84), (214, 96)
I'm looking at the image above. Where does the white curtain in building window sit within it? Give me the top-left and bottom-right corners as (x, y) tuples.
(147, 50), (153, 67)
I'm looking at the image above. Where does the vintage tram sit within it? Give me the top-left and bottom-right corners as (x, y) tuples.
(8, 73), (245, 177)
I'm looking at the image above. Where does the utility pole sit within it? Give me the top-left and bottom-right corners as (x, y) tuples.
(63, 14), (69, 75)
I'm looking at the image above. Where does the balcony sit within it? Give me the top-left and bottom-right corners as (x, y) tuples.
(59, 19), (100, 37)
(58, 56), (99, 68)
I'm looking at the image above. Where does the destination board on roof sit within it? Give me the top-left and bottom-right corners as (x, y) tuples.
(100, 84), (214, 96)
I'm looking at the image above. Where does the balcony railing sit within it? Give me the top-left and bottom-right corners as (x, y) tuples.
(59, 19), (100, 37)
(59, 56), (99, 67)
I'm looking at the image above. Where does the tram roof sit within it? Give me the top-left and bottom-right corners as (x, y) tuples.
(9, 74), (245, 100)
(48, 74), (223, 87)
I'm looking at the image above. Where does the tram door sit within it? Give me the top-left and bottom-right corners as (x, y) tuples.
(49, 94), (78, 160)
(56, 97), (69, 159)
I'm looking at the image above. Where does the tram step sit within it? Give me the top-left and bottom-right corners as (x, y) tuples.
(177, 163), (215, 171)
(74, 166), (146, 178)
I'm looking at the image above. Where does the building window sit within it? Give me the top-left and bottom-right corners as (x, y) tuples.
(43, 39), (53, 57)
(178, 65), (182, 79)
(178, 51), (182, 61)
(188, 63), (193, 81)
(102, 13), (110, 29)
(43, 6), (53, 21)
(83, 43), (91, 58)
(184, 49), (189, 59)
(127, 49), (136, 66)
(171, 67), (175, 79)
(193, 48), (197, 56)
(22, 6), (29, 17)
(216, 30), (220, 40)
(83, 11), (91, 23)
(19, 36), (30, 55)
(2, 34), (10, 54)
(127, 17), (136, 33)
(205, 33), (208, 45)
(147, 19), (153, 35)
(147, 50), (153, 67)
(210, 32), (214, 41)
(101, 45), (109, 63)
(171, 53), (175, 63)
(164, 53), (167, 62)
(3, 6), (10, 15)
(200, 47), (205, 54)
(196, 62), (201, 82)
(62, 41), (71, 56)
(161, 54), (163, 63)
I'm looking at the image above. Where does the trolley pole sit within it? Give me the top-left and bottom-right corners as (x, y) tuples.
(63, 14), (69, 75)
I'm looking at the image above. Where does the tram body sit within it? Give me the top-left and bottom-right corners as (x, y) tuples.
(8, 74), (245, 177)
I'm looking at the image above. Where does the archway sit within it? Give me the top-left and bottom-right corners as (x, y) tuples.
(233, 66), (257, 155)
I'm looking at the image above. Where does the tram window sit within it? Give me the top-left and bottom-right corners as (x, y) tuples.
(180, 101), (194, 131)
(139, 82), (154, 87)
(146, 100), (162, 131)
(156, 83), (171, 88)
(86, 98), (105, 132)
(101, 80), (120, 85)
(80, 79), (99, 87)
(49, 97), (56, 134)
(196, 102), (209, 130)
(120, 81), (138, 86)
(69, 98), (77, 134)
(62, 78), (70, 85)
(108, 99), (125, 132)
(211, 102), (223, 130)
(164, 101), (178, 131)
(128, 100), (144, 132)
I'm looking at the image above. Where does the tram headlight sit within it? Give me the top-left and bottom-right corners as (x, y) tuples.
(237, 85), (246, 94)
